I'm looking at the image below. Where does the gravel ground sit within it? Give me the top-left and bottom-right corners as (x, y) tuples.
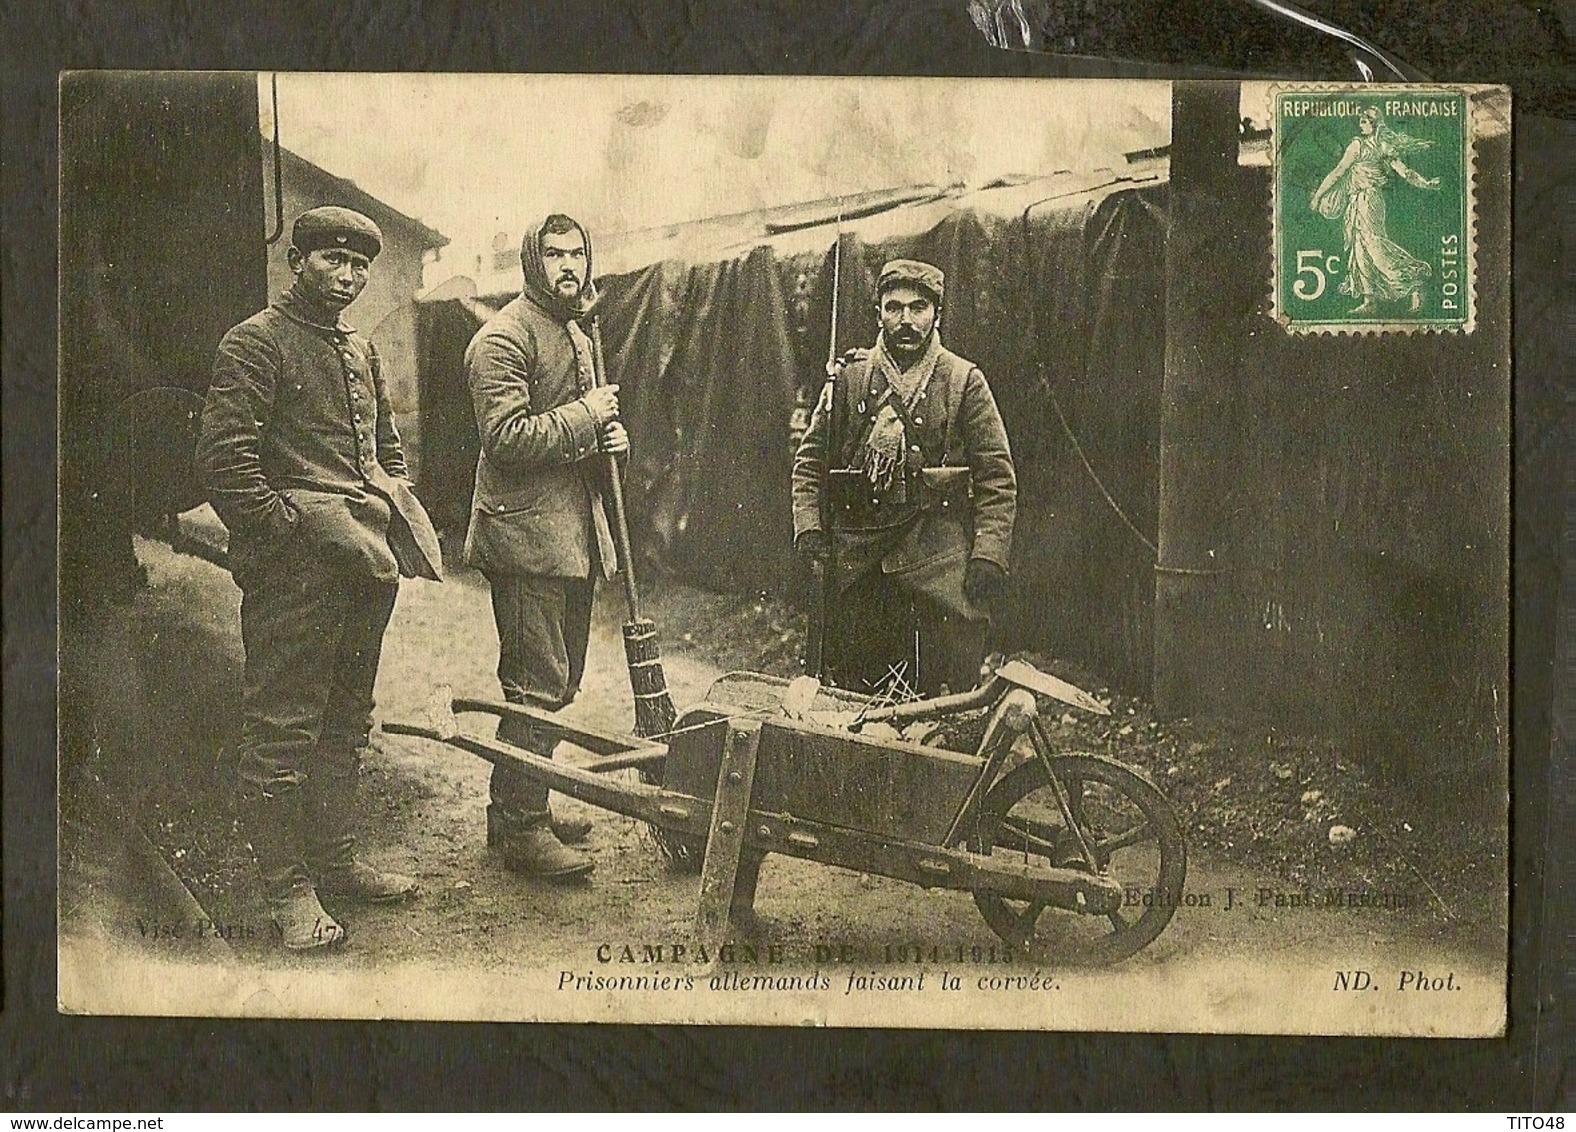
(60, 535), (1505, 978)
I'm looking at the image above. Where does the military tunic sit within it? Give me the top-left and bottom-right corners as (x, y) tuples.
(791, 340), (1017, 694)
(198, 286), (440, 791)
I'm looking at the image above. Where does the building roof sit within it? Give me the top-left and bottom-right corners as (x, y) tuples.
(278, 146), (449, 251)
(459, 159), (1171, 299)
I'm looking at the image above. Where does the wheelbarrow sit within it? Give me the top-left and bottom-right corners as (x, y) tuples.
(385, 660), (1187, 964)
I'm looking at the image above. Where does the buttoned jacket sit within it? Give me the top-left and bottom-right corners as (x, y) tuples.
(197, 289), (441, 587)
(791, 341), (1016, 620)
(462, 293), (617, 580)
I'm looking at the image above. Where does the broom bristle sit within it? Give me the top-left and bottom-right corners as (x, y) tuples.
(623, 619), (677, 738)
(623, 619), (701, 869)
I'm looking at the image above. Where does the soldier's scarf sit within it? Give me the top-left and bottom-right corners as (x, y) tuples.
(861, 330), (941, 495)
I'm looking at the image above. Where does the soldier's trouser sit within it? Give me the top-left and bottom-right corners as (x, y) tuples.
(825, 568), (988, 698)
(236, 561), (399, 796)
(484, 572), (595, 817)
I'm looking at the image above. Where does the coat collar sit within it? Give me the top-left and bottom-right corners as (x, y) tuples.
(276, 285), (353, 334)
(855, 336), (947, 407)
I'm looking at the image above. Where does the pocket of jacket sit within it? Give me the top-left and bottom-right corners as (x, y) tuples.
(288, 489), (398, 579)
(474, 478), (556, 518)
(919, 465), (972, 508)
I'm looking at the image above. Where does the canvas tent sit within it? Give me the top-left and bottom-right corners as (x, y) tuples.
(413, 121), (1509, 783)
(417, 165), (1170, 674)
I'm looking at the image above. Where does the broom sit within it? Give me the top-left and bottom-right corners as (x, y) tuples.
(587, 318), (698, 868)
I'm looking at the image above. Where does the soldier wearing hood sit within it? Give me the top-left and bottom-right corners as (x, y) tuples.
(463, 213), (627, 881)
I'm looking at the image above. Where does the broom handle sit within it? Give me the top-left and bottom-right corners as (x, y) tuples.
(587, 317), (642, 622)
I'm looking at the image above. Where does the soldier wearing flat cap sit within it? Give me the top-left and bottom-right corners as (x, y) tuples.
(197, 206), (442, 951)
(792, 259), (1017, 697)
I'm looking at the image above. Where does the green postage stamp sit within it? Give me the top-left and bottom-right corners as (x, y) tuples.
(1272, 86), (1474, 334)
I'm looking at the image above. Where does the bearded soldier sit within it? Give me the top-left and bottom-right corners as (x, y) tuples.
(792, 259), (1016, 697)
(462, 213), (627, 882)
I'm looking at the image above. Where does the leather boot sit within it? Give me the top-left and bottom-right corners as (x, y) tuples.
(487, 804), (594, 882)
(241, 788), (346, 951)
(495, 720), (594, 854)
(306, 768), (419, 905)
(550, 812), (593, 845)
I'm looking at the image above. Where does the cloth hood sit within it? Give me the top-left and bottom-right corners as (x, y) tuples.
(520, 214), (600, 321)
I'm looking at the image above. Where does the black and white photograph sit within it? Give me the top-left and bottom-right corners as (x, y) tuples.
(57, 71), (1510, 1032)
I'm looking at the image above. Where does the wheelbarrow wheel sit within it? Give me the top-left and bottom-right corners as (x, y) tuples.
(972, 753), (1186, 965)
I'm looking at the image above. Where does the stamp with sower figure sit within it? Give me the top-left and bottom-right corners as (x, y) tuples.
(1272, 86), (1474, 334)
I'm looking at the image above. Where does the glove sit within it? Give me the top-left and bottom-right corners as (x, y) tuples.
(795, 529), (829, 574)
(964, 558), (1008, 608)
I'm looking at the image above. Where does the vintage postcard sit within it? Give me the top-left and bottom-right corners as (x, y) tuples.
(58, 73), (1510, 1033)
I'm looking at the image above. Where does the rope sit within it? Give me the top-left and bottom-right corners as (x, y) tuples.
(1046, 386), (1159, 558)
(1043, 379), (1242, 579)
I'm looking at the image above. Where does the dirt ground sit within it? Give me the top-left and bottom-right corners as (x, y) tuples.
(59, 535), (1505, 991)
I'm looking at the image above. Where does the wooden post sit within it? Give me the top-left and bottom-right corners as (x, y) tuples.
(1153, 81), (1243, 718)
(693, 720), (764, 959)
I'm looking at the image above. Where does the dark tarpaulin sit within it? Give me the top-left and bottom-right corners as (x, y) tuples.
(593, 260), (684, 572)
(414, 295), (491, 539)
(416, 182), (1170, 683)
(413, 157), (1511, 777)
(610, 246), (799, 593)
(59, 72), (267, 614)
